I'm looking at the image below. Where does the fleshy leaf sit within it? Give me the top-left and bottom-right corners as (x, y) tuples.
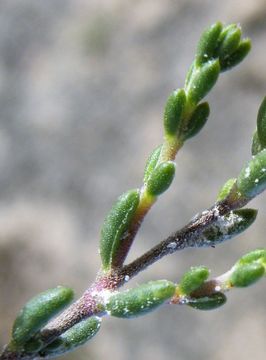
(146, 161), (176, 196)
(230, 263), (265, 287)
(236, 249), (266, 266)
(252, 131), (263, 156)
(41, 317), (101, 356)
(218, 24), (241, 60)
(143, 145), (162, 184)
(196, 209), (257, 247)
(220, 38), (251, 72)
(100, 189), (140, 270)
(195, 22), (223, 65)
(256, 97), (266, 148)
(182, 102), (210, 140)
(179, 266), (209, 295)
(186, 59), (220, 105)
(164, 89), (186, 136)
(217, 178), (236, 201)
(106, 280), (176, 318)
(188, 292), (226, 310)
(236, 149), (266, 200)
(11, 287), (74, 348)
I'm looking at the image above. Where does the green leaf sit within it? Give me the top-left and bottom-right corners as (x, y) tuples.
(236, 249), (266, 266)
(106, 280), (176, 318)
(188, 292), (226, 311)
(143, 145), (162, 184)
(41, 317), (101, 356)
(236, 149), (266, 200)
(186, 59), (220, 105)
(182, 102), (210, 140)
(164, 89), (186, 136)
(257, 97), (266, 148)
(179, 266), (209, 295)
(217, 178), (236, 201)
(100, 189), (140, 270)
(146, 161), (176, 196)
(230, 263), (265, 287)
(198, 209), (257, 247)
(218, 24), (241, 60)
(11, 286), (74, 348)
(196, 22), (223, 65)
(251, 131), (263, 156)
(220, 38), (251, 72)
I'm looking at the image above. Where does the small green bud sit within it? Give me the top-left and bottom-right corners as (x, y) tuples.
(143, 145), (162, 184)
(186, 59), (220, 105)
(188, 292), (226, 311)
(106, 280), (176, 318)
(100, 189), (140, 270)
(42, 317), (101, 356)
(196, 22), (223, 65)
(179, 266), (209, 295)
(256, 97), (266, 148)
(237, 249), (266, 266)
(230, 263), (265, 287)
(182, 102), (210, 140)
(12, 286), (74, 348)
(236, 149), (266, 200)
(164, 89), (186, 136)
(218, 24), (242, 60)
(146, 161), (175, 196)
(251, 131), (263, 156)
(220, 38), (251, 72)
(217, 178), (236, 201)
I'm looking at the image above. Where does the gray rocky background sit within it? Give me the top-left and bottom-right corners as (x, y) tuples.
(0, 0), (265, 359)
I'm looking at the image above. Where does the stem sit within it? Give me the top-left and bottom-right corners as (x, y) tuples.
(114, 200), (233, 282)
(40, 199), (234, 343)
(0, 197), (240, 360)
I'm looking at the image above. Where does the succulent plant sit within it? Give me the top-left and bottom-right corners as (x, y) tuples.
(1, 22), (265, 360)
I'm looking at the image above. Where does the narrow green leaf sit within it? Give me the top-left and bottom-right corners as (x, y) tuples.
(188, 292), (226, 311)
(12, 287), (74, 348)
(196, 22), (223, 65)
(217, 178), (236, 201)
(143, 145), (162, 184)
(179, 266), (209, 295)
(186, 59), (220, 105)
(106, 280), (176, 318)
(236, 149), (266, 199)
(164, 89), (186, 136)
(41, 317), (101, 356)
(230, 263), (265, 287)
(100, 189), (140, 270)
(182, 102), (210, 140)
(146, 161), (175, 196)
(257, 97), (266, 148)
(220, 38), (251, 72)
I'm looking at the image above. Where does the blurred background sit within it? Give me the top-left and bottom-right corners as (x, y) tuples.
(0, 0), (265, 359)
